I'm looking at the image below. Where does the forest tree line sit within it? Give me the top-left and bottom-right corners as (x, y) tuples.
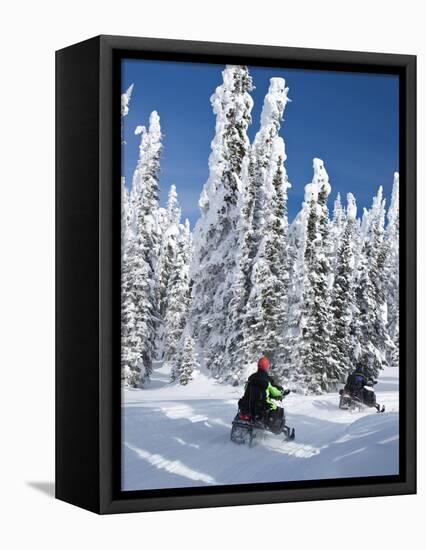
(121, 66), (399, 393)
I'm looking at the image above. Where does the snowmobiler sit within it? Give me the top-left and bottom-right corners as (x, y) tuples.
(339, 370), (385, 413)
(231, 356), (295, 446)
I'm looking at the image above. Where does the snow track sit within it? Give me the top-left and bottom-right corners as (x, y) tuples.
(122, 367), (399, 491)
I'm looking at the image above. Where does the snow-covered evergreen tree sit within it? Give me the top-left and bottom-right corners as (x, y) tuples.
(243, 78), (291, 378)
(190, 65), (254, 379)
(353, 186), (391, 379)
(130, 113), (162, 226)
(120, 83), (134, 260)
(329, 193), (346, 272)
(389, 309), (399, 370)
(121, 83), (134, 143)
(164, 219), (192, 371)
(329, 193), (358, 382)
(156, 185), (182, 342)
(121, 231), (153, 386)
(121, 177), (130, 245)
(121, 83), (134, 118)
(171, 332), (199, 385)
(385, 173), (399, 367)
(132, 111), (162, 274)
(299, 159), (333, 393)
(218, 151), (255, 383)
(280, 199), (310, 385)
(121, 111), (163, 387)
(153, 185), (184, 359)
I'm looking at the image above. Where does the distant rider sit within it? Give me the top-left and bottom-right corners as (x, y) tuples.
(344, 369), (381, 411)
(344, 369), (368, 397)
(238, 356), (290, 433)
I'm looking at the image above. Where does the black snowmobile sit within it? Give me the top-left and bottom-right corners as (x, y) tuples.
(230, 408), (295, 447)
(231, 379), (295, 447)
(231, 366), (295, 447)
(339, 374), (385, 413)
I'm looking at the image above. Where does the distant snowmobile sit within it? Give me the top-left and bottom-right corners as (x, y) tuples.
(230, 356), (295, 447)
(339, 372), (385, 413)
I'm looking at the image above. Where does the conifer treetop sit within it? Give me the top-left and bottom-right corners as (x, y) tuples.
(304, 158), (331, 205)
(121, 83), (134, 117)
(388, 172), (399, 227)
(332, 192), (345, 223)
(259, 77), (290, 130)
(166, 184), (182, 229)
(199, 65), (253, 215)
(346, 192), (357, 221)
(148, 110), (162, 144)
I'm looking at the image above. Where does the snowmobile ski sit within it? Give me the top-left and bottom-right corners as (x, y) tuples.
(283, 426), (295, 441)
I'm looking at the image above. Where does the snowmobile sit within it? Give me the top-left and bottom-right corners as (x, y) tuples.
(230, 404), (295, 447)
(339, 380), (385, 413)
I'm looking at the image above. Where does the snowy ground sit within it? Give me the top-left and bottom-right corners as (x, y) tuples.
(122, 365), (399, 491)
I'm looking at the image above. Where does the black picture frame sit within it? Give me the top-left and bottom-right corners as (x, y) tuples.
(56, 34), (416, 514)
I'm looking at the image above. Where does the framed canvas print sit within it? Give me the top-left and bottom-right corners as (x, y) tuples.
(56, 35), (416, 514)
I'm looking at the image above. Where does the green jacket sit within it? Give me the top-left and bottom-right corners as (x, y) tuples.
(265, 382), (283, 410)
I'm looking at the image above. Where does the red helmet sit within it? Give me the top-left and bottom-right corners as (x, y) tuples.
(258, 356), (270, 370)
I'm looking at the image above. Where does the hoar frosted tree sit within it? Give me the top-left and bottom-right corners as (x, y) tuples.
(121, 83), (133, 143)
(121, 110), (163, 387)
(171, 331), (200, 385)
(190, 65), (254, 379)
(329, 193), (358, 383)
(164, 220), (193, 376)
(384, 173), (400, 368)
(299, 159), (333, 393)
(353, 186), (392, 379)
(155, 185), (182, 358)
(242, 78), (291, 379)
(329, 193), (347, 273)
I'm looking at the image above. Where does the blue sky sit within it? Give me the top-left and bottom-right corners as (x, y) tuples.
(122, 59), (399, 226)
